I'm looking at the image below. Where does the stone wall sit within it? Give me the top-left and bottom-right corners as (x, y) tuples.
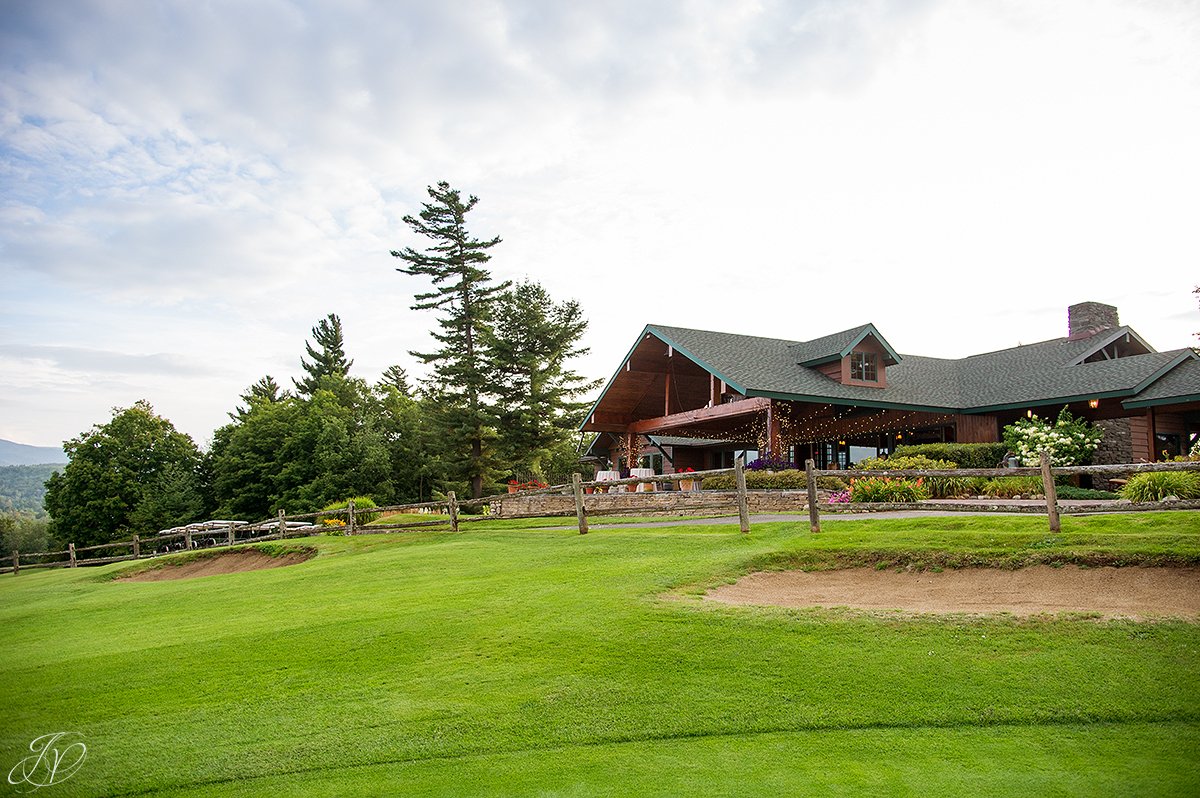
(490, 490), (815, 519)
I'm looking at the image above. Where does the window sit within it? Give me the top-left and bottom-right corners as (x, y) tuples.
(850, 352), (878, 382)
(1156, 433), (1182, 460)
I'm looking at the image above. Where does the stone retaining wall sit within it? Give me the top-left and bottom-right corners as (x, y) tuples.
(490, 490), (815, 518)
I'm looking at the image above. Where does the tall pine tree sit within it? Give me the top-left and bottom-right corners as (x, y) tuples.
(488, 281), (600, 481)
(294, 313), (353, 395)
(391, 182), (509, 499)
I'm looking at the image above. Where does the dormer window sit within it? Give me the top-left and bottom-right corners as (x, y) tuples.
(850, 352), (878, 382)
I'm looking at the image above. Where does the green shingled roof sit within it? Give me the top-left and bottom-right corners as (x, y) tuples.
(643, 323), (1197, 414)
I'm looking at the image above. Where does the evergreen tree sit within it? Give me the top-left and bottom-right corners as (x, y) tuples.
(379, 365), (412, 397)
(294, 314), (353, 395)
(390, 181), (510, 498)
(231, 375), (288, 420)
(488, 281), (600, 480)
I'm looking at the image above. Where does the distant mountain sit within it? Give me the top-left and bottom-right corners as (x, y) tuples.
(0, 439), (67, 466)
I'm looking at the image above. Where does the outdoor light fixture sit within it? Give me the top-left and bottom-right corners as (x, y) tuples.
(1088, 399), (1100, 409)
(1027, 410), (1033, 418)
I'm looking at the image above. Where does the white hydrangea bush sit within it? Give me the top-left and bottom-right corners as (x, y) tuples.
(1002, 407), (1103, 467)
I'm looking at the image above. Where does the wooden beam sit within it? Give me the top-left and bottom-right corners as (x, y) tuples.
(628, 397), (770, 435)
(766, 400), (781, 456)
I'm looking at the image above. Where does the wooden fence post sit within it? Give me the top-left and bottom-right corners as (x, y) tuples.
(278, 509), (286, 539)
(572, 473), (589, 535)
(1040, 451), (1060, 533)
(735, 456), (750, 534)
(348, 499), (356, 535)
(806, 459), (821, 534)
(132, 535), (140, 559)
(226, 523), (235, 547)
(69, 543), (77, 567)
(11, 550), (18, 575)
(447, 491), (459, 533)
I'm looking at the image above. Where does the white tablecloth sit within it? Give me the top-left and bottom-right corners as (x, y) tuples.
(630, 468), (656, 492)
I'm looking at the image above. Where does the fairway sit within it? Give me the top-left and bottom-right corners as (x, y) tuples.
(2, 514), (1198, 796)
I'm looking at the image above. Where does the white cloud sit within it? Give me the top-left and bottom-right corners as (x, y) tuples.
(0, 0), (1197, 445)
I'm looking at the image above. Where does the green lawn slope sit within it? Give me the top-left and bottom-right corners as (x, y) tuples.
(1, 513), (1198, 796)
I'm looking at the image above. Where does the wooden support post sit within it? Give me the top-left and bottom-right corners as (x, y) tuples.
(185, 529), (193, 549)
(226, 523), (234, 547)
(11, 550), (18, 575)
(572, 473), (589, 535)
(735, 456), (750, 534)
(447, 491), (459, 533)
(806, 459), (821, 534)
(278, 509), (286, 539)
(665, 361), (672, 417)
(1040, 451), (1060, 533)
(69, 542), (77, 567)
(132, 535), (140, 559)
(766, 401), (781, 458)
(348, 499), (356, 535)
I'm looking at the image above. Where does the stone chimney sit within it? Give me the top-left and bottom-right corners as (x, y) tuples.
(1067, 301), (1119, 340)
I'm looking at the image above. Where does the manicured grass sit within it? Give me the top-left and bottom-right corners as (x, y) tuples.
(1, 513), (1197, 796)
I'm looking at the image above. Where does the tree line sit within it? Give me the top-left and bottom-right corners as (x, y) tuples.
(32, 182), (598, 549)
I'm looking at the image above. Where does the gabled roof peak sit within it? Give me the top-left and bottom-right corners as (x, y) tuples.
(790, 323), (901, 367)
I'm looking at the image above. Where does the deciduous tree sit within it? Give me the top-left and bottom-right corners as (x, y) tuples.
(44, 401), (205, 545)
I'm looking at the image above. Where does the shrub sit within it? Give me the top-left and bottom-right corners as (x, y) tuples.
(704, 470), (808, 490)
(1002, 406), (1102, 467)
(854, 455), (957, 471)
(817, 476), (848, 491)
(982, 476), (1044, 498)
(1121, 472), (1200, 503)
(892, 443), (1009, 469)
(849, 477), (930, 502)
(926, 475), (976, 499)
(321, 497), (380, 525)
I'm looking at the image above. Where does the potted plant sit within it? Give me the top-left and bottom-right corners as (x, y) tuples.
(678, 467), (700, 492)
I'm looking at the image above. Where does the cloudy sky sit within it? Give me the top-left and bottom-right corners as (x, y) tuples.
(2, 0), (1198, 448)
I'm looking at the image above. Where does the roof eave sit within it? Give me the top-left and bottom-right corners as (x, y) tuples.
(744, 389), (955, 415)
(966, 389), (1136, 415)
(579, 325), (751, 431)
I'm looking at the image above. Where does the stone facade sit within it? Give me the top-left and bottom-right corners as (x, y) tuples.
(1091, 418), (1133, 490)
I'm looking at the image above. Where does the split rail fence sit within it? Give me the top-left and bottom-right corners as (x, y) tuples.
(5, 457), (1198, 575)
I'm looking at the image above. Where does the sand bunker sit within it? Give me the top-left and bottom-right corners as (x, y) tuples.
(116, 548), (314, 582)
(706, 565), (1200, 620)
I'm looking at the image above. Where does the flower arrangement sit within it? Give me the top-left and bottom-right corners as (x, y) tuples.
(507, 479), (549, 491)
(678, 467), (696, 473)
(1002, 406), (1102, 467)
(746, 454), (795, 471)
